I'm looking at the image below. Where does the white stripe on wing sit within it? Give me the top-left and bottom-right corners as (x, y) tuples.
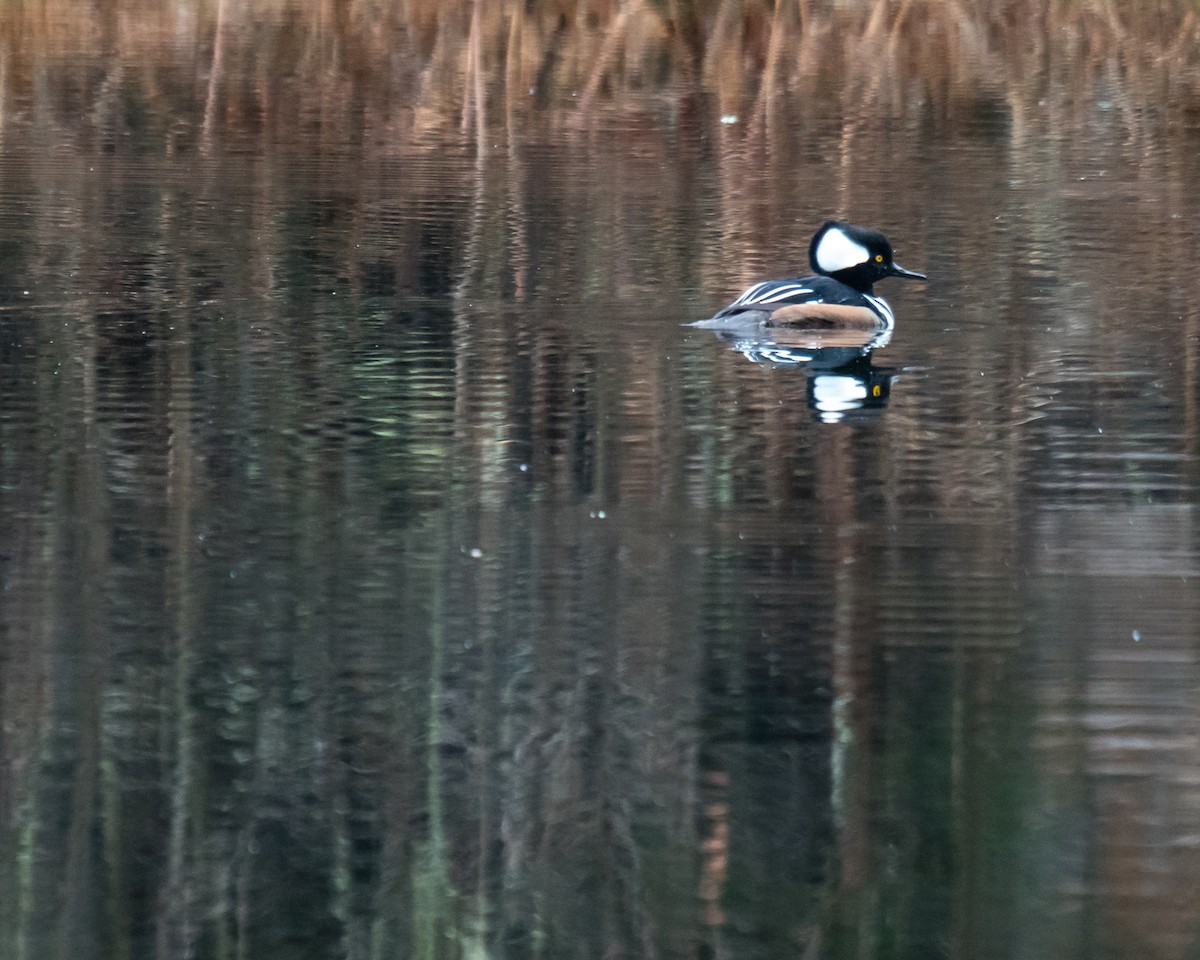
(757, 286), (814, 304)
(863, 294), (894, 328)
(732, 281), (772, 305)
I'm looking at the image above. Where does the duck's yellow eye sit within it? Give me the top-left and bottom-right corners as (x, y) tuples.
(875, 255), (884, 263)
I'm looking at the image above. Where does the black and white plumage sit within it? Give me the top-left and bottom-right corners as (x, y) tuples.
(693, 220), (925, 331)
(723, 275), (898, 327)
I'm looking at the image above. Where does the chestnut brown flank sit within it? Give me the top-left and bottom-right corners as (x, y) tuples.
(766, 303), (884, 329)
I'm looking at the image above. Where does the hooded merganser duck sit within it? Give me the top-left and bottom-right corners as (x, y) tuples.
(692, 220), (925, 330)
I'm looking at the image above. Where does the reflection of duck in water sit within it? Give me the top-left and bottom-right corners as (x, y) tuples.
(705, 327), (898, 421)
(803, 347), (896, 422)
(691, 220), (925, 332)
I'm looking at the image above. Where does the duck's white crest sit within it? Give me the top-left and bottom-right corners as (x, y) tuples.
(814, 226), (870, 274)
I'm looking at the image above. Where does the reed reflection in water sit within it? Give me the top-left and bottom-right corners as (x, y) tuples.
(1, 1), (1200, 959)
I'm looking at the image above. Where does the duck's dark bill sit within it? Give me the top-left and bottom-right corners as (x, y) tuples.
(889, 262), (926, 280)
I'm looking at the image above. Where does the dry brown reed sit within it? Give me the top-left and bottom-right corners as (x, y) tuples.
(1, 0), (1198, 145)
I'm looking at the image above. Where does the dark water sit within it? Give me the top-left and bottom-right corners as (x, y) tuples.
(2, 4), (1200, 959)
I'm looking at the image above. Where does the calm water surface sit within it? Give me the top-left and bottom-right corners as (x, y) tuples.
(2, 4), (1200, 958)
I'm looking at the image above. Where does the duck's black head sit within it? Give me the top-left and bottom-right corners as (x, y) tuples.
(808, 220), (926, 293)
